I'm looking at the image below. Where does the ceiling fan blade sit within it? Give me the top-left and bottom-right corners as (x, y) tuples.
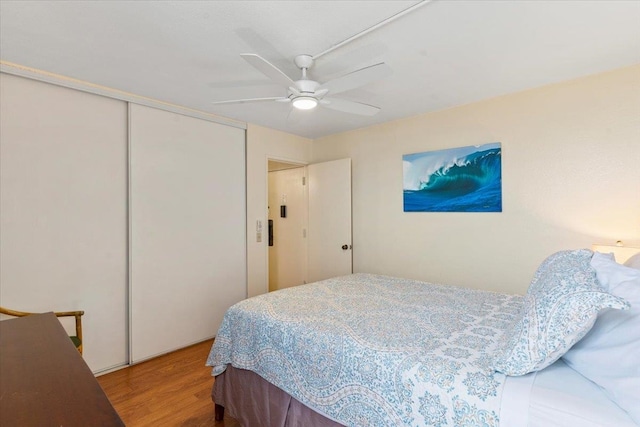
(314, 88), (329, 98)
(235, 28), (294, 76)
(288, 86), (301, 97)
(241, 53), (296, 88)
(318, 62), (392, 95)
(211, 96), (285, 105)
(322, 98), (381, 116)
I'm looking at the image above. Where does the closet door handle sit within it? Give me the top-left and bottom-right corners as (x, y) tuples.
(341, 244), (349, 250)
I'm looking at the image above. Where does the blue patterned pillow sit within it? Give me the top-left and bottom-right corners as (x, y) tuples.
(493, 249), (629, 376)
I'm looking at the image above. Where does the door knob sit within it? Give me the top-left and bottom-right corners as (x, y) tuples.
(342, 244), (349, 250)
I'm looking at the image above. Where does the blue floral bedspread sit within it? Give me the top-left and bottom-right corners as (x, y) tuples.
(206, 273), (523, 426)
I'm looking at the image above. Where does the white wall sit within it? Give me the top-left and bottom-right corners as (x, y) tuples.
(246, 124), (312, 297)
(312, 65), (640, 295)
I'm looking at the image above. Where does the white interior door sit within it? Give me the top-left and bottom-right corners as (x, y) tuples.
(307, 158), (352, 282)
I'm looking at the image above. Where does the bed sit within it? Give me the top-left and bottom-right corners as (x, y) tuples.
(206, 249), (640, 426)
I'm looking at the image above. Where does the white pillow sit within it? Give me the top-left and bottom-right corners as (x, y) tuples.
(562, 252), (640, 424)
(624, 252), (640, 270)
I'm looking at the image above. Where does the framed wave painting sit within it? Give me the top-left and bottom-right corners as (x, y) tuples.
(403, 143), (502, 212)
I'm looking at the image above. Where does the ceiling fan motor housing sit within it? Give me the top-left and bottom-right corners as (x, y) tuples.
(295, 78), (320, 95)
(294, 54), (314, 70)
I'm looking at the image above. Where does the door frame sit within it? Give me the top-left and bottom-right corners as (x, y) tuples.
(265, 157), (308, 292)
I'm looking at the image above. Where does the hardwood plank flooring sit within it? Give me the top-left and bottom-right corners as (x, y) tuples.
(97, 339), (239, 427)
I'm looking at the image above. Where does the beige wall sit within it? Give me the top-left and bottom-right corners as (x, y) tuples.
(246, 124), (312, 297)
(312, 65), (640, 294)
(5, 64), (638, 303)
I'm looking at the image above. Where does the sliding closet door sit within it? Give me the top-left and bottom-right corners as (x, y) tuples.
(0, 73), (128, 373)
(129, 104), (246, 362)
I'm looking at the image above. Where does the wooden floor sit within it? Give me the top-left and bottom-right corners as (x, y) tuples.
(97, 339), (240, 427)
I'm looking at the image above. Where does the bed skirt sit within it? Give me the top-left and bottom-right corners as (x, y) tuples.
(212, 365), (344, 427)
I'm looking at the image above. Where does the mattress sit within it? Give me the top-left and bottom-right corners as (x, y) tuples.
(207, 273), (524, 426)
(213, 360), (637, 427)
(208, 272), (637, 426)
(501, 359), (637, 427)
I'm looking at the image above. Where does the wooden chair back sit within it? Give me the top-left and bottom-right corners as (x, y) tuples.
(0, 307), (84, 355)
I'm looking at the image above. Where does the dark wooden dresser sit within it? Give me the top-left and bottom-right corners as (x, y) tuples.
(0, 312), (124, 426)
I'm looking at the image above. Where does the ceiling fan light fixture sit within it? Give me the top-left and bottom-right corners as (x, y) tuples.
(292, 96), (318, 110)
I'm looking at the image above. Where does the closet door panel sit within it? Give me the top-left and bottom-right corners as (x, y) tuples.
(0, 73), (128, 372)
(129, 104), (246, 362)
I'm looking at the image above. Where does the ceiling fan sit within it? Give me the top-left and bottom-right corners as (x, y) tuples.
(212, 53), (392, 116)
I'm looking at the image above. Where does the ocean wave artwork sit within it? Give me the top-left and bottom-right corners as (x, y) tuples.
(403, 143), (502, 212)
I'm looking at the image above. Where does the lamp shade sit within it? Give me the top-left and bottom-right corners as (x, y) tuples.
(292, 96), (318, 110)
(592, 243), (640, 264)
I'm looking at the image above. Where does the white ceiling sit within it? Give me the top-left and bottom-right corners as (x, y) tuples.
(1, 1), (639, 139)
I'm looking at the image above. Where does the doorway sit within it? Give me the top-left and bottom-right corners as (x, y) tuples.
(266, 157), (354, 293)
(267, 160), (308, 292)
